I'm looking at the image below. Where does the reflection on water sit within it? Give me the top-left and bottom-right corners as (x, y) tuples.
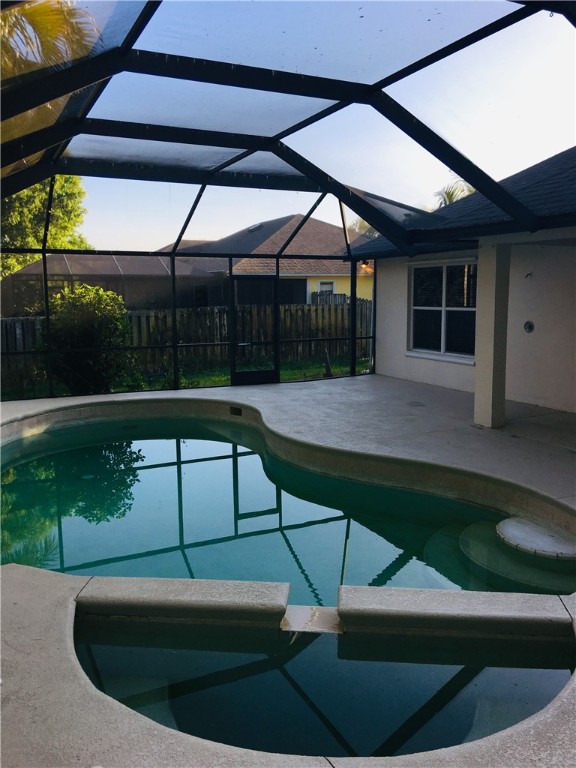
(2, 441), (143, 568)
(75, 619), (574, 757)
(2, 418), (574, 603)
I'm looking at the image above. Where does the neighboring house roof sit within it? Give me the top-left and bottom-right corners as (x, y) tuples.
(156, 240), (231, 274)
(158, 214), (372, 276)
(171, 214), (369, 259)
(11, 215), (369, 279)
(351, 147), (576, 259)
(200, 214), (369, 275)
(157, 240), (210, 250)
(233, 257), (367, 276)
(11, 254), (223, 278)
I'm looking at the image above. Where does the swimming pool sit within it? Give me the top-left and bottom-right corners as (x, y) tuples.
(2, 392), (575, 767)
(3, 415), (574, 602)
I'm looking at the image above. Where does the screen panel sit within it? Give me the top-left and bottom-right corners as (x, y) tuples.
(386, 12), (575, 180)
(136, 1), (517, 84)
(1, 1), (148, 88)
(88, 73), (336, 137)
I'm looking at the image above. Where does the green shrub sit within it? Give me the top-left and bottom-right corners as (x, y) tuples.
(48, 284), (132, 395)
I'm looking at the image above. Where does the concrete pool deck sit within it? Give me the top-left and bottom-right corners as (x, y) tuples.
(1, 375), (575, 766)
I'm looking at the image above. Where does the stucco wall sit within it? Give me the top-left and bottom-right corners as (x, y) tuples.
(506, 244), (575, 412)
(375, 240), (575, 412)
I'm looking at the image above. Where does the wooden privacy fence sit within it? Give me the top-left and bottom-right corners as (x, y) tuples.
(2, 301), (372, 364)
(1, 315), (44, 354)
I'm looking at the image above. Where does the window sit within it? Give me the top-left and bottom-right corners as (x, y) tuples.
(318, 281), (335, 294)
(411, 263), (477, 357)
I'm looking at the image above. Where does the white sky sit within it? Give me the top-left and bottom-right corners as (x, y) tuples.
(80, 3), (575, 251)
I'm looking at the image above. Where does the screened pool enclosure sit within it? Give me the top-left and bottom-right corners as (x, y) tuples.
(2, 0), (574, 399)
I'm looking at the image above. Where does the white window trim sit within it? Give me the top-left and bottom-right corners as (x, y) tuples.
(408, 259), (477, 359)
(318, 280), (335, 293)
(406, 350), (476, 366)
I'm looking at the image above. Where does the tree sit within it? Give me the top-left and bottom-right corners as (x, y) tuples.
(49, 284), (133, 396)
(433, 177), (475, 209)
(1, 176), (92, 278)
(1, 441), (144, 567)
(349, 218), (380, 240)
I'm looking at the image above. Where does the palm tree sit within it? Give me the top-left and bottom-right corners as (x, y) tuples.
(1, 2), (99, 175)
(1, 0), (98, 84)
(434, 177), (475, 209)
(2, 534), (59, 569)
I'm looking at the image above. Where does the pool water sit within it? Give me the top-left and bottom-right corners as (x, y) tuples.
(2, 418), (574, 602)
(75, 618), (574, 757)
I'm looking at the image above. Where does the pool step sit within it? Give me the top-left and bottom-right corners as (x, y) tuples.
(496, 517), (576, 560)
(459, 523), (576, 594)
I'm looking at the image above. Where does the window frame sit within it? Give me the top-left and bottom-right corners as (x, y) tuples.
(318, 280), (335, 294)
(408, 258), (477, 362)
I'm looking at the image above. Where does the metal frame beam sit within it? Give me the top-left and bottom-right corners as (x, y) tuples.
(513, 1), (576, 27)
(375, 5), (537, 89)
(1, 50), (122, 121)
(55, 156), (322, 192)
(123, 49), (371, 103)
(3, 247), (353, 260)
(1, 161), (56, 197)
(276, 193), (328, 257)
(2, 120), (82, 168)
(1, 119), (270, 173)
(83, 119), (268, 151)
(272, 142), (415, 255)
(369, 91), (538, 231)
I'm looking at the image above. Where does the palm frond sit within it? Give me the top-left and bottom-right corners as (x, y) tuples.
(1, 0), (99, 81)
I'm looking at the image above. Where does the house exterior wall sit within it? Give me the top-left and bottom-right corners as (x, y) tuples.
(506, 243), (575, 412)
(374, 236), (575, 412)
(305, 275), (373, 301)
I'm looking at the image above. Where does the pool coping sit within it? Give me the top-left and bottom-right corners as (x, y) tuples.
(2, 386), (576, 767)
(2, 564), (575, 768)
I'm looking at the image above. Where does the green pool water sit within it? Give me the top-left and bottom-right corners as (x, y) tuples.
(2, 417), (574, 603)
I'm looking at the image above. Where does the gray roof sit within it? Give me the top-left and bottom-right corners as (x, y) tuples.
(351, 147), (576, 259)
(165, 214), (367, 258)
